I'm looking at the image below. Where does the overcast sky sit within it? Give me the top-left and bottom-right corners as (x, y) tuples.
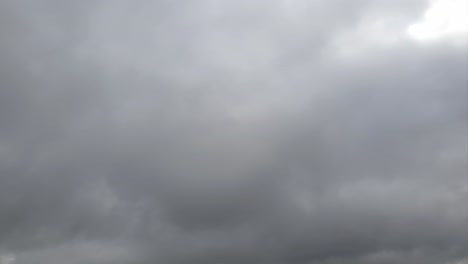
(0, 0), (467, 263)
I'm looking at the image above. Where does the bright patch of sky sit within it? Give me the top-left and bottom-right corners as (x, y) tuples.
(407, 0), (468, 44)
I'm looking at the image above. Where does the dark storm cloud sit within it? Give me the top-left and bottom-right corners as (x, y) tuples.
(0, 0), (467, 263)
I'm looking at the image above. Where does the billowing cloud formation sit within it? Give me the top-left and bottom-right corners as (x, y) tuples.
(0, 0), (467, 263)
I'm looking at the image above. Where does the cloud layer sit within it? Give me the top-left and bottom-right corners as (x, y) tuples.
(0, 0), (467, 263)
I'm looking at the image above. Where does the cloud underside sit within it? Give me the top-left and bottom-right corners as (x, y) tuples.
(0, 0), (467, 263)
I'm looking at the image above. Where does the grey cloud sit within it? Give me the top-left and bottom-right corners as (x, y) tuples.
(0, 0), (467, 263)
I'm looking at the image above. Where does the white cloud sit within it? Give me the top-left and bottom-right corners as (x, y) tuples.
(407, 0), (468, 44)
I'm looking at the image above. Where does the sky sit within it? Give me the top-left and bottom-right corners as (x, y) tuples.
(0, 0), (467, 263)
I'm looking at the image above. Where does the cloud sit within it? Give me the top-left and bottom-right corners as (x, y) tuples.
(407, 0), (468, 44)
(0, 0), (466, 263)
